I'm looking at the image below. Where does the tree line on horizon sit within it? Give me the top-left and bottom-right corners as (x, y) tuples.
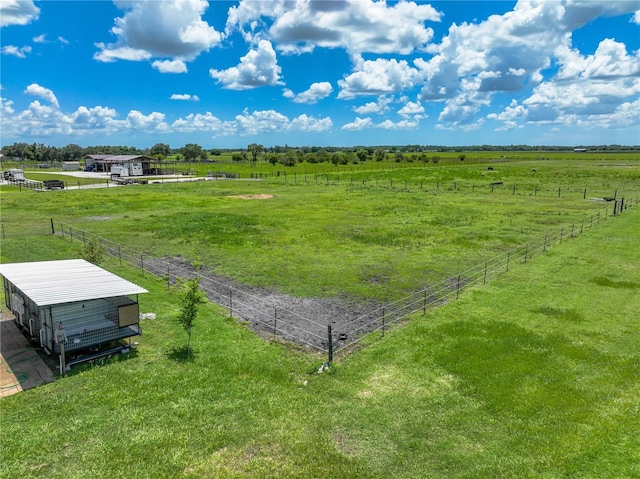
(1, 141), (638, 164)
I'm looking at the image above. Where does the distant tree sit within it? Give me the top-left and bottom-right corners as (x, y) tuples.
(150, 143), (171, 158)
(356, 149), (368, 162)
(181, 143), (204, 161)
(61, 144), (83, 161)
(247, 143), (264, 166)
(266, 153), (279, 165)
(279, 150), (297, 166)
(374, 149), (386, 162)
(81, 237), (105, 266)
(177, 277), (206, 356)
(458, 154), (466, 161)
(232, 152), (248, 162)
(394, 151), (404, 162)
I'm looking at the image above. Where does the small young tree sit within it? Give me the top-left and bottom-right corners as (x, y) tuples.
(177, 277), (206, 356)
(81, 237), (105, 266)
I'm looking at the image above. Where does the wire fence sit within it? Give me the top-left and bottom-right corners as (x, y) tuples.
(48, 193), (638, 362)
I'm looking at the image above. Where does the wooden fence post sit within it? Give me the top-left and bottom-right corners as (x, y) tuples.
(327, 324), (333, 364)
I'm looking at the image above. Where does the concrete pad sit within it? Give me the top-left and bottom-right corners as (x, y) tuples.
(0, 315), (55, 398)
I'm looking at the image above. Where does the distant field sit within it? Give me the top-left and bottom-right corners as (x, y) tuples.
(3, 159), (637, 301)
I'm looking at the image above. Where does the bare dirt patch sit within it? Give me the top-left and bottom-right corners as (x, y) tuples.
(143, 257), (385, 354)
(228, 194), (273, 200)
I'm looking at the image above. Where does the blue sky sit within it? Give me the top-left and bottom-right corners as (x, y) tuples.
(1, 0), (639, 149)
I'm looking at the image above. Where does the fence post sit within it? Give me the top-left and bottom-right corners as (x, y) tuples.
(382, 307), (385, 337)
(597, 211), (600, 224)
(584, 189), (587, 199)
(456, 275), (461, 299)
(167, 265), (171, 289)
(327, 324), (333, 364)
(571, 224), (574, 238)
(506, 251), (510, 272)
(118, 244), (122, 265)
(524, 243), (528, 263)
(274, 307), (277, 340)
(140, 254), (144, 277)
(483, 262), (488, 285)
(581, 218), (584, 233)
(423, 288), (427, 315)
(50, 218), (55, 235)
(512, 184), (516, 195)
(543, 233), (547, 252)
(560, 227), (564, 243)
(229, 290), (233, 318)
(534, 186), (537, 196)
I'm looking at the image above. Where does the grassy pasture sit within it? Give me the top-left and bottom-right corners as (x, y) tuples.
(3, 160), (637, 300)
(1, 158), (639, 478)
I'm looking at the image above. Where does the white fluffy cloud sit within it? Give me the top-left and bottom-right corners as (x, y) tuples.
(338, 58), (419, 98)
(283, 81), (333, 104)
(95, 0), (222, 71)
(227, 0), (440, 56)
(353, 96), (392, 115)
(342, 116), (419, 131)
(24, 83), (59, 108)
(0, 0), (39, 27)
(397, 100), (424, 118)
(1, 45), (32, 58)
(153, 60), (188, 74)
(210, 40), (282, 90)
(170, 94), (200, 101)
(415, 0), (640, 129)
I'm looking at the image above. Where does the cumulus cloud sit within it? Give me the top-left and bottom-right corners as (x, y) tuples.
(487, 99), (527, 130)
(172, 108), (332, 136)
(412, 0), (640, 128)
(341, 116), (419, 131)
(338, 58), (419, 98)
(353, 96), (392, 114)
(1, 0), (39, 27)
(342, 117), (373, 130)
(290, 113), (333, 132)
(1, 45), (32, 58)
(170, 94), (200, 101)
(210, 40), (282, 90)
(228, 0), (440, 56)
(95, 0), (222, 70)
(24, 83), (59, 108)
(153, 59), (188, 73)
(283, 81), (333, 103)
(397, 100), (425, 118)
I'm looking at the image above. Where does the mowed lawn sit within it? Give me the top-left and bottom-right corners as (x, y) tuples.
(1, 187), (639, 476)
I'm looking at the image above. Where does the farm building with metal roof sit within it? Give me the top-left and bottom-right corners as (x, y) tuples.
(0, 259), (147, 363)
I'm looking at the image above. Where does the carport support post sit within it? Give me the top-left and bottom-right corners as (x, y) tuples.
(59, 343), (66, 376)
(327, 325), (333, 364)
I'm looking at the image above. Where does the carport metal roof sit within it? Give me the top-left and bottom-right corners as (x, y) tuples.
(0, 259), (147, 306)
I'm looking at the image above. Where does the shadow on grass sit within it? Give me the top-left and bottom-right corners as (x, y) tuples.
(166, 345), (197, 363)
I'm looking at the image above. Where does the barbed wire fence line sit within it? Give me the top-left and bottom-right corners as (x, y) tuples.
(15, 193), (637, 363)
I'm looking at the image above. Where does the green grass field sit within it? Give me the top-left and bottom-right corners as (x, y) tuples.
(1, 158), (639, 478)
